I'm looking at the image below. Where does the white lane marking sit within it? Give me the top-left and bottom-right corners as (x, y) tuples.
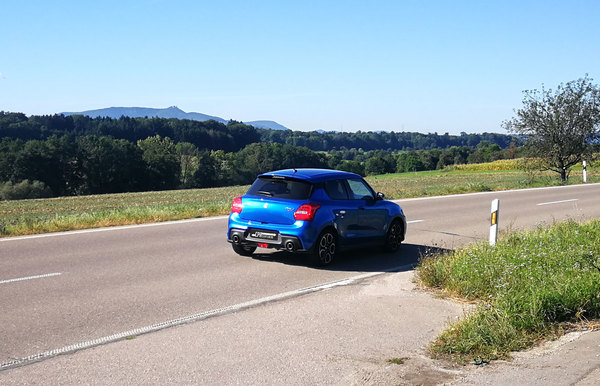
(537, 199), (579, 206)
(0, 264), (415, 371)
(407, 219), (424, 224)
(0, 272), (62, 285)
(0, 216), (230, 242)
(393, 182), (600, 203)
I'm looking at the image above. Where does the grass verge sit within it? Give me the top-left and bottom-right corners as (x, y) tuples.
(0, 186), (248, 236)
(416, 219), (600, 363)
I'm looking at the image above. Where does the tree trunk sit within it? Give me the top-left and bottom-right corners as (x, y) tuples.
(560, 168), (568, 182)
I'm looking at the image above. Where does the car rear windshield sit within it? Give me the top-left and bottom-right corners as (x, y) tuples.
(247, 177), (313, 200)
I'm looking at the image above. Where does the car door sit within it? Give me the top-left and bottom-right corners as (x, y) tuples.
(323, 179), (360, 244)
(345, 178), (388, 241)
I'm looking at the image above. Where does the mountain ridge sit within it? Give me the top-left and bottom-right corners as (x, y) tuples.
(61, 106), (289, 130)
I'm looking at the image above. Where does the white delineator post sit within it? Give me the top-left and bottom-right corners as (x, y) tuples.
(489, 199), (500, 246)
(583, 161), (587, 183)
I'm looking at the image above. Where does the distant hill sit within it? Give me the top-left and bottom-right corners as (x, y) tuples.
(62, 106), (227, 124)
(246, 120), (289, 131)
(61, 106), (289, 130)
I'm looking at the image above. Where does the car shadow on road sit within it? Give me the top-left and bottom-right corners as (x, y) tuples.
(251, 243), (451, 273)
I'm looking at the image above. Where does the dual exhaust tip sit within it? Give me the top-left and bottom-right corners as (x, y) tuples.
(231, 233), (297, 252)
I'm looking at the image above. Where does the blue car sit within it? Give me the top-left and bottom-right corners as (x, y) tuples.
(227, 168), (407, 265)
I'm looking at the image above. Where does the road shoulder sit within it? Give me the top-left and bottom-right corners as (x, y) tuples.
(450, 329), (600, 385)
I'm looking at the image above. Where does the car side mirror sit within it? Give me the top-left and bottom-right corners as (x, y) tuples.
(376, 192), (385, 200)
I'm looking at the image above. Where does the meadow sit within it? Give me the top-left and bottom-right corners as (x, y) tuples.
(0, 186), (248, 236)
(1, 160), (598, 237)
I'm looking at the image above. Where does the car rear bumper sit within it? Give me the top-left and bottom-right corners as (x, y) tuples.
(227, 213), (319, 252)
(228, 228), (306, 252)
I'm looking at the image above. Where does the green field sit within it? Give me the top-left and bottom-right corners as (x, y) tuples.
(0, 186), (248, 236)
(1, 162), (598, 237)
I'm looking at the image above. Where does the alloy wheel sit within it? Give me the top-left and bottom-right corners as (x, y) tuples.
(317, 232), (336, 265)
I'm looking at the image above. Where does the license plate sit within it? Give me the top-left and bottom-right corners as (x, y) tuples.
(249, 229), (278, 241)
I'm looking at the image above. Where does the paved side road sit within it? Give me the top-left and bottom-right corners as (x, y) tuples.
(0, 271), (468, 385)
(2, 269), (598, 385)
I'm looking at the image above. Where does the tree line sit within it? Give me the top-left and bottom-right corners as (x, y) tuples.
(260, 128), (516, 151)
(0, 136), (330, 198)
(0, 134), (518, 200)
(0, 112), (517, 152)
(0, 112), (261, 153)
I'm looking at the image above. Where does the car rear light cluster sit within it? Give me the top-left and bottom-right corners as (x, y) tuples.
(294, 203), (321, 221)
(231, 197), (243, 214)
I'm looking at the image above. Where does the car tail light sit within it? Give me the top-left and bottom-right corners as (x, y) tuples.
(231, 197), (243, 214)
(294, 203), (321, 221)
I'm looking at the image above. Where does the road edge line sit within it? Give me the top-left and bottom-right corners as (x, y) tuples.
(393, 182), (600, 203)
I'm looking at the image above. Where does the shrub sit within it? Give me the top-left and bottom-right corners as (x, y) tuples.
(0, 180), (53, 200)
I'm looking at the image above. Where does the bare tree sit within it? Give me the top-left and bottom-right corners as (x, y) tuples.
(504, 76), (600, 182)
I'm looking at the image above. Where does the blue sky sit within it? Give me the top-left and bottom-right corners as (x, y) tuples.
(1, 1), (598, 134)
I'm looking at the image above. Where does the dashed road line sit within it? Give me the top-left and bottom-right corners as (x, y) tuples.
(0, 272), (62, 285)
(537, 199), (579, 206)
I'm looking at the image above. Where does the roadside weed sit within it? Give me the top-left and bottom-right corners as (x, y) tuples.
(417, 219), (600, 362)
(387, 357), (410, 365)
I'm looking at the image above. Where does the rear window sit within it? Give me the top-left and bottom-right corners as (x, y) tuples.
(247, 177), (313, 200)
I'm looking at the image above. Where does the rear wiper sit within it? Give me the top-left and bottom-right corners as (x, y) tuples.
(257, 191), (273, 197)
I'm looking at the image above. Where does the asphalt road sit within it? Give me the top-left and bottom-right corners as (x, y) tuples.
(1, 183), (599, 376)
